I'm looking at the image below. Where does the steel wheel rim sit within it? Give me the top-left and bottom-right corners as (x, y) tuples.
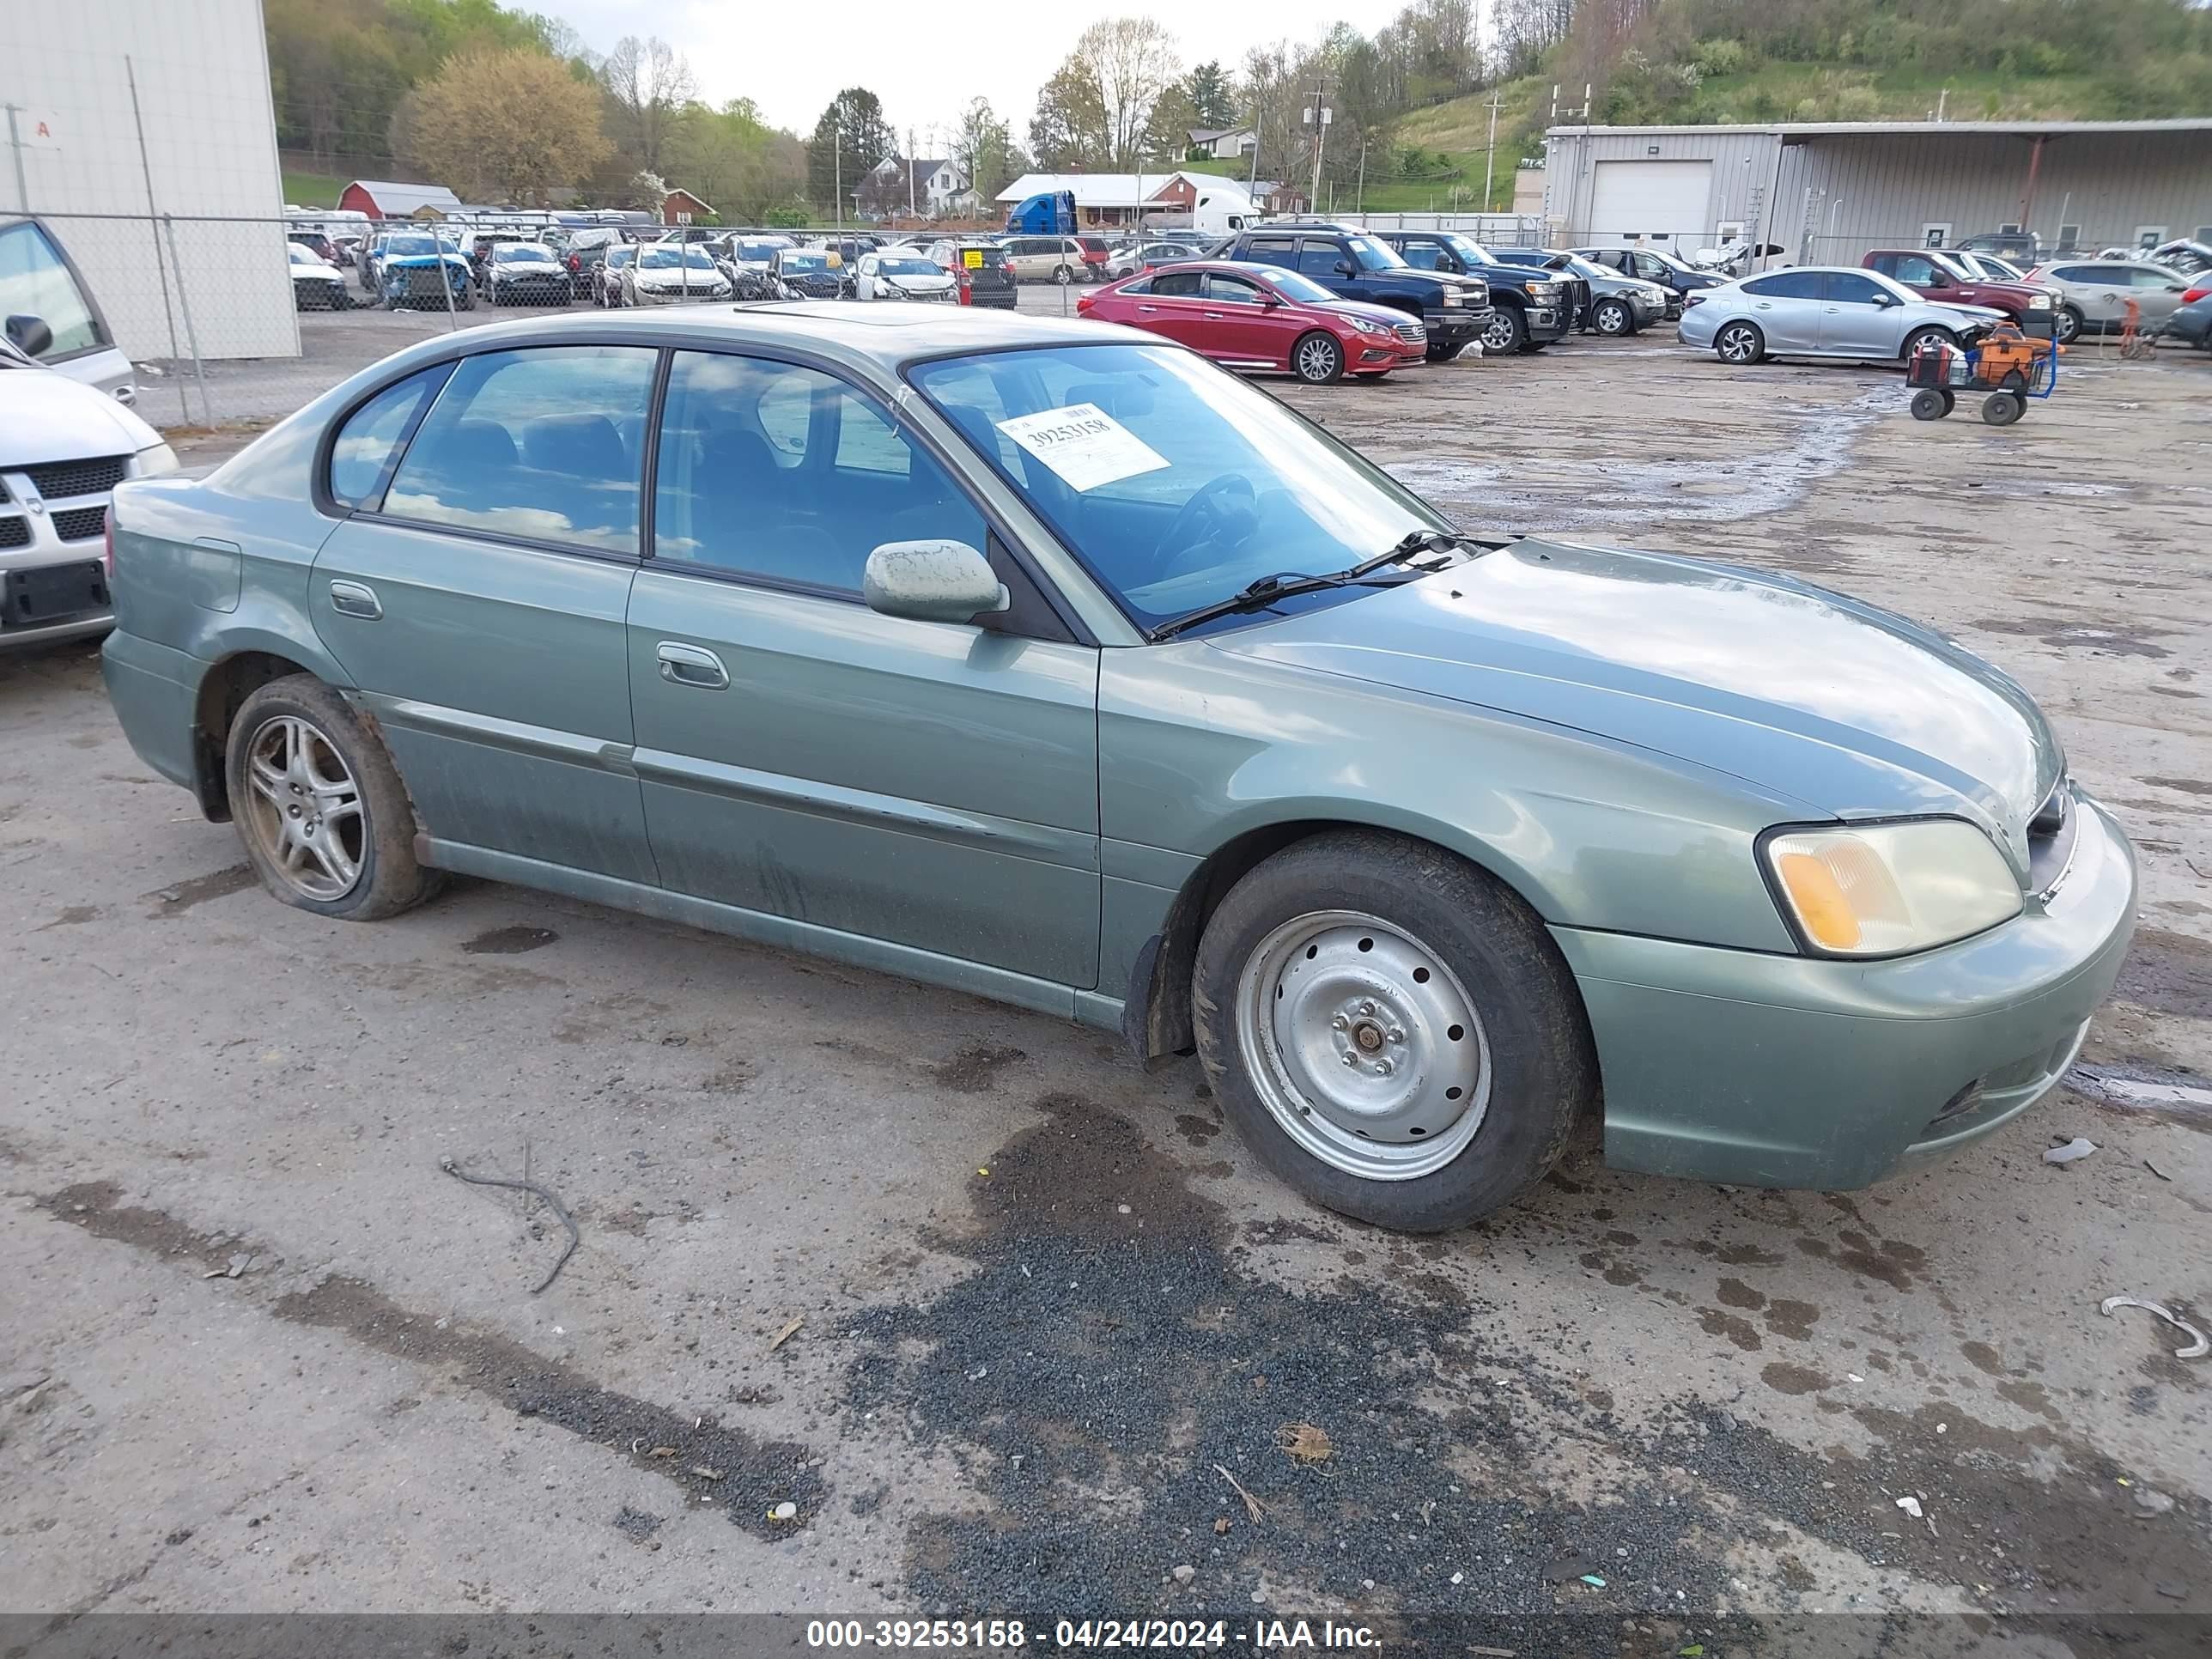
(241, 714), (366, 902)
(1297, 337), (1336, 380)
(1719, 325), (1757, 362)
(1481, 314), (1515, 351)
(1235, 909), (1491, 1182)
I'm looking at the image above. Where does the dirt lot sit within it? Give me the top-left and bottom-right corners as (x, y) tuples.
(4, 317), (2210, 1649)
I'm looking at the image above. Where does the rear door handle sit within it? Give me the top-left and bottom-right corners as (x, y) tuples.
(656, 641), (728, 690)
(328, 580), (381, 619)
(1203, 311), (1224, 319)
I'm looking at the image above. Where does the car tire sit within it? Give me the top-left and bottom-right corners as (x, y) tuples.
(1054, 264), (1073, 285)
(225, 675), (441, 924)
(1291, 331), (1346, 385)
(1900, 325), (1957, 363)
(456, 287), (474, 311)
(1480, 307), (1525, 355)
(1715, 320), (1765, 364)
(1192, 830), (1596, 1232)
(1593, 298), (1632, 336)
(2053, 304), (2083, 345)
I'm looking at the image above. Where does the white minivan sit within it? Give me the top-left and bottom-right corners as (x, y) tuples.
(0, 216), (137, 404)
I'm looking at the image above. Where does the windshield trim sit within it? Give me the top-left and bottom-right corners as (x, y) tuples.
(900, 339), (1455, 644)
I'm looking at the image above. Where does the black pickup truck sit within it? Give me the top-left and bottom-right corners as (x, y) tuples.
(1207, 222), (1495, 361)
(1370, 230), (1579, 354)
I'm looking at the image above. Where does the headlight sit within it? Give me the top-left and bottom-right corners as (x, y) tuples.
(1763, 819), (2021, 957)
(1441, 290), (1463, 306)
(133, 441), (179, 477)
(2027, 294), (2051, 309)
(1350, 315), (1386, 335)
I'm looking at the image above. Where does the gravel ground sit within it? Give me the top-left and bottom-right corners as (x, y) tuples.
(4, 320), (2209, 1650)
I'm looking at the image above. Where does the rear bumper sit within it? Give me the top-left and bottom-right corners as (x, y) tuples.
(100, 629), (207, 795)
(1554, 791), (2136, 1191)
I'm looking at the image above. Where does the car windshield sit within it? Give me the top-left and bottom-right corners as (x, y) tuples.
(883, 258), (939, 276)
(734, 242), (781, 263)
(1346, 234), (1404, 271)
(1437, 234), (1491, 266)
(781, 253), (827, 271)
(911, 343), (1446, 636)
(1863, 268), (1923, 303)
(640, 246), (719, 270)
(386, 235), (442, 258)
(288, 244), (320, 265)
(495, 246), (553, 263)
(608, 246), (635, 265)
(1925, 251), (1977, 282)
(1561, 256), (1613, 280)
(1262, 269), (1337, 305)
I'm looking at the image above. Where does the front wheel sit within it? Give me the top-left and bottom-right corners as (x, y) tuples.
(1480, 307), (1525, 355)
(1715, 320), (1765, 364)
(2053, 304), (2083, 345)
(1193, 831), (1596, 1231)
(1054, 264), (1073, 284)
(1592, 298), (1632, 336)
(1291, 331), (1345, 385)
(1900, 325), (1957, 363)
(226, 676), (441, 922)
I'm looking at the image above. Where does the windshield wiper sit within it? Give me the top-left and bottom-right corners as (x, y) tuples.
(1146, 532), (1475, 644)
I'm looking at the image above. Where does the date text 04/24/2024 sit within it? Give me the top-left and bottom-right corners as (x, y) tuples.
(804, 1620), (1385, 1650)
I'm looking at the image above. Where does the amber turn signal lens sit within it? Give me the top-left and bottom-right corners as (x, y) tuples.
(1775, 851), (1863, 951)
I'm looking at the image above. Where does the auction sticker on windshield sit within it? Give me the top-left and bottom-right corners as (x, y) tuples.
(995, 404), (1169, 492)
(963, 248), (983, 268)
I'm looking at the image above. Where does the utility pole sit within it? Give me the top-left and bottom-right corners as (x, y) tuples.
(1357, 137), (1368, 216)
(1483, 89), (1504, 211)
(1303, 76), (1331, 214)
(908, 125), (917, 221)
(833, 114), (842, 233)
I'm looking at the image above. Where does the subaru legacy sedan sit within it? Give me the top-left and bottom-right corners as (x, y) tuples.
(100, 306), (2136, 1231)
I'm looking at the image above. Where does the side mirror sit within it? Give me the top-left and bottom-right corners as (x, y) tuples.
(5, 313), (52, 357)
(863, 539), (1009, 625)
(1334, 258), (1356, 276)
(1260, 294), (1281, 308)
(1870, 292), (1895, 307)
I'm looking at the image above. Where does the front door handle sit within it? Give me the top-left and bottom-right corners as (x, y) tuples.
(328, 580), (381, 619)
(656, 641), (728, 690)
(1137, 304), (1158, 313)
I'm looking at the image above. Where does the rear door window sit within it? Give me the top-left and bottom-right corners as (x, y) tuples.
(1823, 271), (1887, 306)
(382, 346), (657, 554)
(1742, 270), (1825, 300)
(1243, 237), (1297, 269)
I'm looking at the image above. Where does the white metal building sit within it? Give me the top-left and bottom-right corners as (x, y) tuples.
(1540, 119), (2212, 265)
(3, 0), (295, 362)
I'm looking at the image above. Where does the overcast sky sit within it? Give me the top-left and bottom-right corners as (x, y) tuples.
(547, 0), (1382, 152)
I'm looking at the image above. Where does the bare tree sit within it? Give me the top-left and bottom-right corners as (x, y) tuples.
(601, 36), (698, 173)
(1068, 18), (1183, 167)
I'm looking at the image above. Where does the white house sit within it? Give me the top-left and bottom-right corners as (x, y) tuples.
(1187, 127), (1258, 161)
(863, 157), (975, 218)
(3, 0), (295, 361)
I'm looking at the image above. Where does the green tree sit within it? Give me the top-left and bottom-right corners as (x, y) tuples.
(951, 97), (1024, 204)
(807, 88), (894, 210)
(1029, 60), (1109, 168)
(1185, 60), (1235, 129)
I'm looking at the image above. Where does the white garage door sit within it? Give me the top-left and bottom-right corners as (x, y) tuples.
(1587, 161), (1714, 247)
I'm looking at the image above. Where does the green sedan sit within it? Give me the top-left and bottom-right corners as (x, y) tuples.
(98, 305), (2136, 1231)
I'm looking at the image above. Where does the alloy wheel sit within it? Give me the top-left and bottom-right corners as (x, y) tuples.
(1595, 300), (1629, 335)
(1235, 909), (1491, 1182)
(1296, 337), (1340, 382)
(1480, 313), (1516, 352)
(1717, 323), (1760, 363)
(240, 714), (366, 902)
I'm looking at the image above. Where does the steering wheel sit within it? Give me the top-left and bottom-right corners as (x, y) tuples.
(1158, 474), (1261, 580)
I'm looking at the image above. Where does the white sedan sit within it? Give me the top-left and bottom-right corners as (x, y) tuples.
(852, 252), (957, 302)
(289, 240), (351, 310)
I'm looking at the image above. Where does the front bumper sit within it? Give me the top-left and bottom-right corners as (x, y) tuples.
(1553, 790), (2137, 1191)
(633, 286), (732, 306)
(1423, 307), (1493, 346)
(1521, 301), (1571, 343)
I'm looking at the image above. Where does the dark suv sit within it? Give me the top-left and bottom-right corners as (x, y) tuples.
(1211, 223), (1493, 362)
(1370, 231), (1576, 354)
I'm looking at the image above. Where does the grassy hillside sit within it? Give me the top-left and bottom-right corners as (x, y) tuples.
(282, 170), (349, 209)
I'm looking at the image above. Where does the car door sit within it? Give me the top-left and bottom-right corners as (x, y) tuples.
(1737, 270), (1825, 352)
(2128, 264), (2189, 324)
(625, 349), (1102, 988)
(1818, 270), (1905, 357)
(1202, 270), (1302, 366)
(1127, 268), (1210, 348)
(2058, 264), (2125, 327)
(855, 253), (879, 299)
(310, 343), (660, 884)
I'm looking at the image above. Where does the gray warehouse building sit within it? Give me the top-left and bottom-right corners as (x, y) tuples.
(1540, 118), (2212, 264)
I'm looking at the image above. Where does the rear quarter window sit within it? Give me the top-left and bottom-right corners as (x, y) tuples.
(327, 365), (452, 511)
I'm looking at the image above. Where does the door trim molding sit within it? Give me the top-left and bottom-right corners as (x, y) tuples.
(355, 691), (636, 775)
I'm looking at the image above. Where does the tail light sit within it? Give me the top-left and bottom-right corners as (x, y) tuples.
(1076, 293), (1093, 314)
(1684, 292), (1706, 307)
(2186, 284), (2211, 304)
(957, 267), (974, 306)
(568, 254), (581, 271)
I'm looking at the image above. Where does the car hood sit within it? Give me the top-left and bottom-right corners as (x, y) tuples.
(890, 274), (955, 293)
(1325, 299), (1419, 331)
(386, 252), (467, 270)
(0, 364), (159, 460)
(1206, 537), (2062, 866)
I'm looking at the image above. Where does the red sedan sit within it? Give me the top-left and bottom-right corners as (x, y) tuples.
(1077, 259), (1425, 383)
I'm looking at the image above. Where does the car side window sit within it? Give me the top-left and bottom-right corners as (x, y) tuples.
(0, 220), (106, 357)
(2130, 266), (2184, 289)
(382, 346), (656, 554)
(1887, 255), (1936, 285)
(1396, 241), (1443, 270)
(1205, 273), (1264, 305)
(1823, 271), (1887, 306)
(1295, 241), (1344, 277)
(1152, 270), (1202, 297)
(1742, 270), (1824, 300)
(653, 351), (987, 597)
(328, 365), (450, 510)
(1117, 275), (1153, 295)
(1243, 237), (1297, 269)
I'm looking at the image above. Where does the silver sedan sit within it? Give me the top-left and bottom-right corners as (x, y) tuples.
(1680, 265), (2003, 366)
(2023, 259), (2193, 341)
